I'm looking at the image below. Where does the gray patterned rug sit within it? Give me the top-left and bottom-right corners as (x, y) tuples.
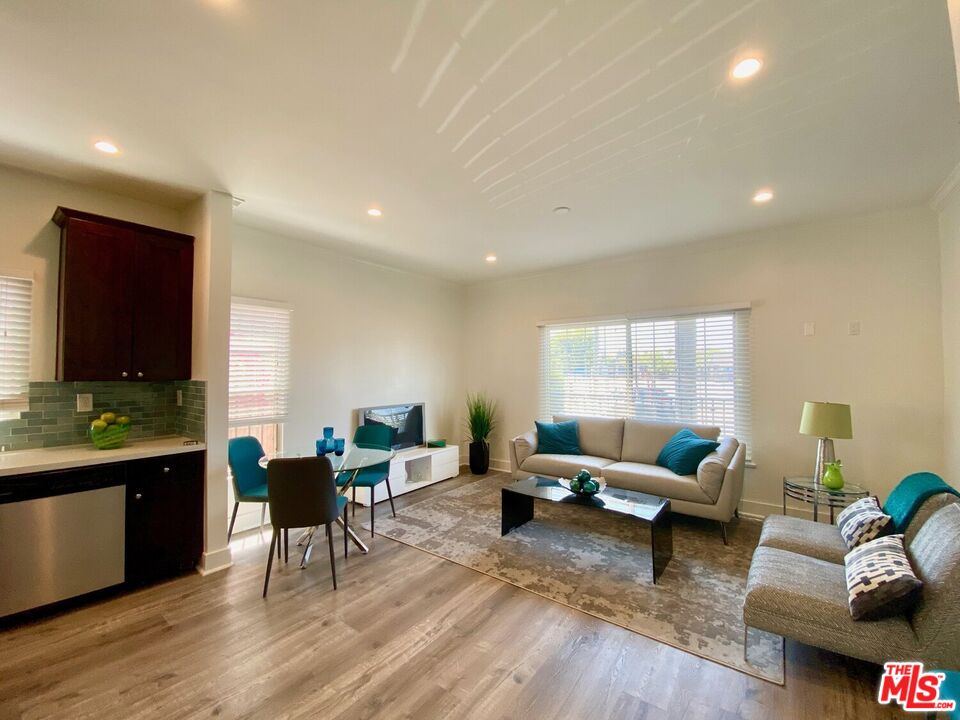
(371, 474), (784, 684)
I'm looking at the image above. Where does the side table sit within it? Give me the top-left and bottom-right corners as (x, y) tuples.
(782, 476), (869, 523)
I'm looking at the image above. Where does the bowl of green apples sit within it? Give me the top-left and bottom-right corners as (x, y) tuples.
(559, 469), (606, 496)
(89, 411), (132, 450)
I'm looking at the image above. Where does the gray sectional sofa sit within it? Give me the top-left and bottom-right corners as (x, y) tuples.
(509, 415), (745, 540)
(744, 493), (960, 669)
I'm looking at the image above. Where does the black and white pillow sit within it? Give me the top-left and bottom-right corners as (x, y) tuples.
(836, 496), (893, 549)
(845, 534), (923, 621)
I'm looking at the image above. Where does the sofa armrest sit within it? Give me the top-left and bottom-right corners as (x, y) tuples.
(509, 430), (538, 475)
(719, 442), (746, 518)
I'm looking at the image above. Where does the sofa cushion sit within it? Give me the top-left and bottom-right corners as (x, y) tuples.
(656, 429), (720, 476)
(519, 453), (614, 479)
(906, 504), (960, 667)
(696, 437), (739, 503)
(758, 515), (849, 564)
(554, 415), (624, 461)
(845, 534), (922, 621)
(535, 420), (581, 455)
(905, 492), (960, 547)
(744, 546), (918, 665)
(620, 419), (720, 464)
(602, 461), (712, 504)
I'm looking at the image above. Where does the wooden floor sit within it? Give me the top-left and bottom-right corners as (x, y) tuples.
(0, 472), (904, 720)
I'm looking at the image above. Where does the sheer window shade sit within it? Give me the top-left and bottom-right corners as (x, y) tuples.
(539, 309), (752, 457)
(0, 276), (32, 416)
(229, 299), (291, 425)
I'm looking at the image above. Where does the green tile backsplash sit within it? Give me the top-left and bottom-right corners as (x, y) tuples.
(0, 380), (206, 451)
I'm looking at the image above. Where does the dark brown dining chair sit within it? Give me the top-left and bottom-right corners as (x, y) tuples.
(263, 456), (348, 597)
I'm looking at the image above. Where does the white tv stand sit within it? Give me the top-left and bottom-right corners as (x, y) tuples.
(350, 445), (460, 507)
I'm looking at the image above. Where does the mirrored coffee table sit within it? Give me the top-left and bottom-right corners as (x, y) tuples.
(502, 476), (673, 584)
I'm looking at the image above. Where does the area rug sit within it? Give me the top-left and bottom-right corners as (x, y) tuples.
(371, 475), (784, 684)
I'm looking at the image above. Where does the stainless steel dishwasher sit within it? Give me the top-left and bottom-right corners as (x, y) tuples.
(0, 463), (126, 618)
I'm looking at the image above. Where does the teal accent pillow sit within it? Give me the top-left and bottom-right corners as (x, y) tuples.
(656, 428), (720, 475)
(535, 420), (581, 455)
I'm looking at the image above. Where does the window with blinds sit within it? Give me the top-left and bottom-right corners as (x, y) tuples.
(228, 298), (291, 425)
(0, 275), (32, 417)
(539, 308), (752, 456)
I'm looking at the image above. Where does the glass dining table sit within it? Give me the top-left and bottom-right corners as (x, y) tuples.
(259, 444), (395, 555)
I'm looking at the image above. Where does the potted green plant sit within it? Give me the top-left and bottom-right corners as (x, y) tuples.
(465, 393), (497, 475)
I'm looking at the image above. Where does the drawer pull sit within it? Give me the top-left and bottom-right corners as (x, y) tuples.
(135, 493), (143, 500)
(121, 371), (128, 378)
(163, 467), (170, 473)
(137, 371), (144, 378)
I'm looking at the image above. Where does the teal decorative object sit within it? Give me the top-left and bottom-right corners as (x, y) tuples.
(562, 469), (605, 496)
(656, 428), (720, 475)
(821, 461), (844, 490)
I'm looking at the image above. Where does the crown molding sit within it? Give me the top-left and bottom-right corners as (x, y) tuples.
(931, 158), (960, 211)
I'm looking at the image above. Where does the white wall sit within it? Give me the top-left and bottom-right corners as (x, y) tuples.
(230, 224), (465, 468)
(463, 206), (945, 516)
(0, 164), (188, 380)
(939, 184), (960, 482)
(186, 191), (234, 573)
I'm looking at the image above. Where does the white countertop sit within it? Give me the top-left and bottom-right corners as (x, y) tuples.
(0, 436), (206, 477)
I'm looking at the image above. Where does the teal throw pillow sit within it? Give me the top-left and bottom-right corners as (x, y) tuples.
(535, 420), (581, 455)
(656, 428), (720, 475)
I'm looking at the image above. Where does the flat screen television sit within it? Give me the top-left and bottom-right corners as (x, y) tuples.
(359, 403), (424, 450)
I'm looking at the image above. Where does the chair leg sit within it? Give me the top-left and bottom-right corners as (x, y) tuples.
(262, 529), (277, 598)
(260, 503), (266, 529)
(284, 529), (289, 564)
(719, 521), (729, 545)
(343, 505), (349, 558)
(385, 478), (396, 517)
(734, 508), (740, 519)
(227, 502), (239, 543)
(277, 527), (282, 559)
(370, 493), (375, 537)
(327, 523), (337, 590)
(352, 487), (356, 517)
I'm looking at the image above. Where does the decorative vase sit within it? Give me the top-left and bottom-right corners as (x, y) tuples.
(822, 461), (845, 490)
(334, 438), (345, 456)
(469, 440), (490, 475)
(323, 426), (334, 440)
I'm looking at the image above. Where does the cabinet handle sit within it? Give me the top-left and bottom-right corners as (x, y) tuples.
(135, 493), (143, 500)
(163, 467), (170, 473)
(121, 371), (128, 378)
(137, 371), (144, 378)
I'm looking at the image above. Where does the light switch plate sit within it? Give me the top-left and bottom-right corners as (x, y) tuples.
(176, 389), (183, 407)
(76, 393), (93, 413)
(803, 322), (815, 337)
(848, 321), (861, 336)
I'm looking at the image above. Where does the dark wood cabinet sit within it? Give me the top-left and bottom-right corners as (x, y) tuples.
(125, 451), (204, 586)
(53, 207), (194, 382)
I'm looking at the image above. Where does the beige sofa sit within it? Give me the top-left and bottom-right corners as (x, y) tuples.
(508, 415), (746, 541)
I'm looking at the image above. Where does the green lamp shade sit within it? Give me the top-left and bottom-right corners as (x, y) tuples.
(799, 401), (853, 439)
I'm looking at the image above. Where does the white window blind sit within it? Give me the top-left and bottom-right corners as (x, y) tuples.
(229, 298), (291, 425)
(0, 275), (32, 416)
(540, 308), (752, 456)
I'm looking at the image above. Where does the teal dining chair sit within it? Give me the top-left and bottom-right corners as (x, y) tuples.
(337, 424), (395, 536)
(227, 436), (270, 543)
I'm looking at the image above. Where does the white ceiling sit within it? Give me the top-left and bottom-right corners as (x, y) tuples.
(0, 0), (958, 281)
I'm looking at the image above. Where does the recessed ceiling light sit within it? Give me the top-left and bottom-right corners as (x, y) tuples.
(94, 140), (119, 155)
(367, 207), (382, 217)
(553, 206), (571, 214)
(731, 57), (763, 80)
(752, 188), (774, 204)
(485, 254), (497, 263)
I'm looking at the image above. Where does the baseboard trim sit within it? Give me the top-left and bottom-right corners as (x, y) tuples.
(739, 498), (816, 521)
(197, 547), (233, 575)
(457, 457), (512, 473)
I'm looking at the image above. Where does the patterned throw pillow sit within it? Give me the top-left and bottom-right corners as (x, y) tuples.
(845, 534), (923, 620)
(836, 496), (893, 549)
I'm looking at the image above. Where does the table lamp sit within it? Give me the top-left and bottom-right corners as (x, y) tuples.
(799, 401), (853, 486)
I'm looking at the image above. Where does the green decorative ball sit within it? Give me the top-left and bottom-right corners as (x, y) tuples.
(582, 479), (599, 494)
(570, 477), (582, 492)
(575, 469), (592, 484)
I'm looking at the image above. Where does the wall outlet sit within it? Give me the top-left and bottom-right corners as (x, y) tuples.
(176, 389), (183, 407)
(76, 393), (93, 413)
(803, 322), (815, 337)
